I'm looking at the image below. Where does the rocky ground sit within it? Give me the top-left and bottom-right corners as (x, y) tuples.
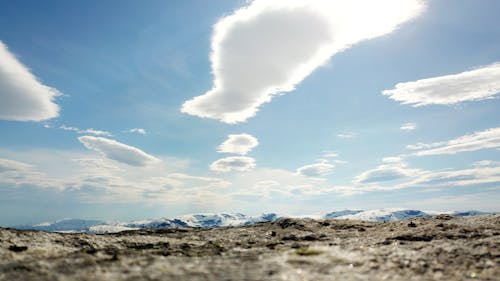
(0, 214), (498, 281)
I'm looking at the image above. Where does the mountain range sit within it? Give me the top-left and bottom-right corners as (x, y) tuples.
(13, 209), (491, 233)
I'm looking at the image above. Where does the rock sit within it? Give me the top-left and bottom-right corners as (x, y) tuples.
(8, 245), (28, 252)
(0, 215), (498, 281)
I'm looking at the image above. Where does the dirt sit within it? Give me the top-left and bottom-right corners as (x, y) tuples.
(1, 214), (499, 281)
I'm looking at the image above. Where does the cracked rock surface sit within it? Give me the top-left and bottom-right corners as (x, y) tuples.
(1, 214), (499, 280)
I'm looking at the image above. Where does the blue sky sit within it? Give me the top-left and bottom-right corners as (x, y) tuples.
(0, 0), (499, 226)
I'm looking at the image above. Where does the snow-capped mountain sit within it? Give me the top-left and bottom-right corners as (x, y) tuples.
(449, 210), (490, 217)
(323, 210), (364, 219)
(13, 209), (493, 233)
(16, 219), (105, 232)
(337, 208), (430, 222)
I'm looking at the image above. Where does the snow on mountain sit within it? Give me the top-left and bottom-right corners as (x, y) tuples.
(176, 213), (249, 228)
(17, 219), (105, 232)
(323, 210), (364, 219)
(88, 224), (139, 234)
(335, 209), (430, 222)
(13, 209), (493, 233)
(449, 210), (490, 217)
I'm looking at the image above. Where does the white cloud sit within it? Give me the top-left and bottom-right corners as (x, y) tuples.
(230, 167), (328, 198)
(60, 125), (112, 136)
(382, 156), (404, 163)
(0, 149), (227, 205)
(78, 136), (160, 166)
(217, 134), (259, 155)
(406, 142), (443, 150)
(127, 128), (147, 135)
(0, 158), (31, 172)
(400, 123), (416, 131)
(406, 162), (500, 188)
(182, 0), (425, 123)
(322, 151), (339, 158)
(0, 157), (64, 190)
(297, 161), (335, 177)
(350, 159), (500, 194)
(337, 132), (357, 139)
(408, 127), (500, 156)
(354, 161), (420, 184)
(0, 41), (60, 121)
(383, 63), (500, 106)
(210, 156), (256, 172)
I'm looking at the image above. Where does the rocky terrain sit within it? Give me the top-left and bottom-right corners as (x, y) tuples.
(1, 214), (498, 280)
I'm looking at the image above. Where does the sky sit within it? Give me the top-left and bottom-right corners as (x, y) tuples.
(0, 0), (499, 226)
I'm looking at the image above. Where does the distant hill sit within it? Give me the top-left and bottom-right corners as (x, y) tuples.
(13, 209), (493, 233)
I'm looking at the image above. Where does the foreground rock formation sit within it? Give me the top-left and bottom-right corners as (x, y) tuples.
(1, 214), (498, 280)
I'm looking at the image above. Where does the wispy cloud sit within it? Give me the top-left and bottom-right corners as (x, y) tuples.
(337, 132), (357, 139)
(78, 136), (160, 166)
(0, 157), (64, 190)
(182, 0), (425, 123)
(0, 151), (228, 205)
(353, 161), (420, 184)
(217, 134), (259, 155)
(210, 156), (256, 172)
(322, 151), (339, 158)
(0, 41), (60, 121)
(351, 160), (500, 194)
(400, 123), (416, 131)
(0, 158), (32, 172)
(126, 128), (147, 135)
(230, 167), (328, 198)
(296, 161), (335, 177)
(383, 63), (500, 106)
(60, 125), (112, 136)
(408, 127), (500, 156)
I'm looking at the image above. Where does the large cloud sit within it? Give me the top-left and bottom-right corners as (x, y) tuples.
(0, 41), (60, 121)
(408, 127), (500, 156)
(383, 63), (500, 106)
(182, 0), (424, 123)
(78, 136), (160, 166)
(210, 156), (256, 172)
(217, 134), (259, 155)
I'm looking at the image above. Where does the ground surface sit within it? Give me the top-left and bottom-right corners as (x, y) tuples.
(0, 214), (498, 281)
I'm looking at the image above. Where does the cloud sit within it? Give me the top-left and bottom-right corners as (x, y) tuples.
(296, 161), (335, 177)
(0, 150), (231, 206)
(408, 127), (500, 156)
(354, 161), (420, 184)
(230, 167), (328, 198)
(383, 63), (500, 106)
(0, 158), (31, 172)
(322, 151), (339, 158)
(182, 0), (425, 123)
(382, 156), (404, 163)
(403, 161), (500, 188)
(59, 125), (112, 136)
(210, 156), (256, 172)
(78, 136), (160, 166)
(337, 132), (357, 139)
(217, 134), (259, 155)
(127, 128), (147, 135)
(400, 123), (416, 131)
(0, 41), (60, 121)
(350, 159), (500, 194)
(0, 157), (64, 190)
